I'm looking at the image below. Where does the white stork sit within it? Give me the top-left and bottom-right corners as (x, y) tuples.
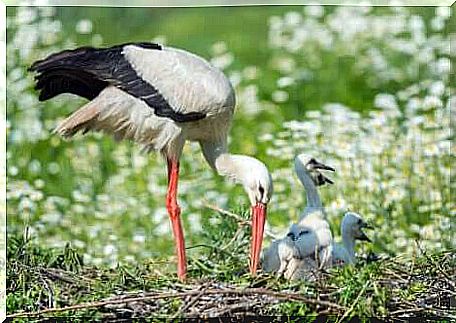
(292, 154), (335, 269)
(332, 212), (372, 266)
(29, 42), (273, 280)
(262, 154), (335, 278)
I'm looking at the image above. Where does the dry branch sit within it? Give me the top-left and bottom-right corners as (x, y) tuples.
(8, 286), (346, 318)
(203, 202), (279, 239)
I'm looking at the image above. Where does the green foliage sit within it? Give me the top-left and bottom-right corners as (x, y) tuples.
(268, 301), (313, 317)
(329, 263), (387, 317)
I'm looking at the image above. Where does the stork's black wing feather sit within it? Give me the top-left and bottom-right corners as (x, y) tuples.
(29, 42), (206, 123)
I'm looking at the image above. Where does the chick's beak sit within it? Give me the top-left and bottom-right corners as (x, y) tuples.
(313, 161), (336, 172)
(357, 230), (372, 242)
(363, 223), (374, 230)
(250, 202), (267, 275)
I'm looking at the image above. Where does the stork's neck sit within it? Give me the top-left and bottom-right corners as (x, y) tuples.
(297, 169), (322, 208)
(201, 141), (268, 206)
(200, 141), (243, 182)
(201, 141), (230, 172)
(341, 229), (356, 261)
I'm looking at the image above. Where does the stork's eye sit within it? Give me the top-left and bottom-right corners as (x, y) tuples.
(357, 219), (362, 225)
(258, 185), (265, 197)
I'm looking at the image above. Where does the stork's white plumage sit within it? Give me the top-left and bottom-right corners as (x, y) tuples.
(30, 42), (273, 280)
(332, 212), (372, 266)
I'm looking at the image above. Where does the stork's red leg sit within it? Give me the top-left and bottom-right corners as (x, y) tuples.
(166, 158), (187, 280)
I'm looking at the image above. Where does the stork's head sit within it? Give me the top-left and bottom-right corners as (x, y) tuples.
(286, 223), (318, 258)
(342, 212), (373, 242)
(227, 155), (272, 275)
(295, 154), (335, 186)
(242, 157), (273, 206)
(213, 153), (273, 274)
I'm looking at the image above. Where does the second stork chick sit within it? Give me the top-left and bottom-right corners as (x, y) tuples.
(332, 211), (373, 266)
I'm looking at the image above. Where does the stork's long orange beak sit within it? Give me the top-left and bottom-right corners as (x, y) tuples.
(249, 202), (267, 275)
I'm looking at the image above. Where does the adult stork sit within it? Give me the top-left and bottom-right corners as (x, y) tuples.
(29, 42), (273, 280)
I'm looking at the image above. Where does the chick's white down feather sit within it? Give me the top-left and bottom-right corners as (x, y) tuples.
(262, 155), (335, 280)
(332, 212), (371, 265)
(262, 239), (288, 274)
(294, 211), (333, 268)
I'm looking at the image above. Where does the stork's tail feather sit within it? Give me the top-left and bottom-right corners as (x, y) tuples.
(54, 101), (100, 138)
(29, 47), (108, 102)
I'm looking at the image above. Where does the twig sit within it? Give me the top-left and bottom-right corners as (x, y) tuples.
(415, 241), (455, 289)
(171, 283), (210, 319)
(389, 306), (456, 319)
(336, 281), (369, 323)
(209, 301), (261, 316)
(203, 202), (278, 239)
(220, 226), (244, 251)
(7, 287), (346, 318)
(191, 294), (218, 316)
(400, 299), (454, 318)
(407, 250), (416, 285)
(39, 276), (54, 309)
(383, 268), (409, 282)
(15, 262), (91, 285)
(389, 307), (426, 316)
(320, 286), (346, 298)
(203, 201), (248, 224)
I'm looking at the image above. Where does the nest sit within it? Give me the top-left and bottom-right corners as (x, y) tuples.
(8, 251), (455, 320)
(7, 207), (456, 320)
(100, 282), (339, 318)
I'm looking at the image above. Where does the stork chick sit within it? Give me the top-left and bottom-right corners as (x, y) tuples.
(262, 154), (335, 278)
(262, 233), (299, 276)
(293, 154), (335, 269)
(332, 212), (372, 266)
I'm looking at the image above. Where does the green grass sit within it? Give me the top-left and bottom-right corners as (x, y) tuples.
(7, 209), (455, 319)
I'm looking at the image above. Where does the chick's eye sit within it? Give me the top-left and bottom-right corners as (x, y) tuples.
(357, 219), (362, 225)
(299, 230), (310, 236)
